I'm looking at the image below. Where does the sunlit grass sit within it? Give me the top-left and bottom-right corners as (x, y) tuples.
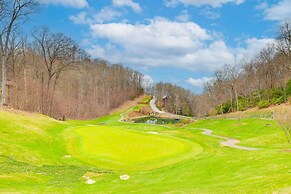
(0, 102), (290, 193)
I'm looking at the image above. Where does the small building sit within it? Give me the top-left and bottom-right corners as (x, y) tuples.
(162, 95), (170, 100)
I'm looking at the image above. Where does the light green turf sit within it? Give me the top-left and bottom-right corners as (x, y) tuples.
(0, 102), (290, 193)
(66, 125), (201, 171)
(189, 118), (290, 149)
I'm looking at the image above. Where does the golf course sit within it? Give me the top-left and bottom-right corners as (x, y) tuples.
(0, 97), (290, 193)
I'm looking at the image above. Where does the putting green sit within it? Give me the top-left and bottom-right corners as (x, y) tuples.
(67, 126), (202, 171)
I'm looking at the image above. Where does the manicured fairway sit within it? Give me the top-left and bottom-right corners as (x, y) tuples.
(0, 103), (290, 193)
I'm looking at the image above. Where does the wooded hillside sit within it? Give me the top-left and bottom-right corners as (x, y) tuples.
(0, 1), (143, 119)
(203, 21), (291, 116)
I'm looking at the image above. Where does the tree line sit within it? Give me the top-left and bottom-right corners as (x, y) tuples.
(154, 82), (197, 117)
(203, 21), (291, 115)
(0, 0), (143, 119)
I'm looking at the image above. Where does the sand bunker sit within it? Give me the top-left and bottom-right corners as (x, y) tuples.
(120, 174), (130, 180)
(148, 132), (159, 135)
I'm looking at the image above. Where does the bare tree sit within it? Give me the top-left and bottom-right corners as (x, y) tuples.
(277, 21), (291, 63)
(32, 27), (85, 114)
(0, 0), (38, 106)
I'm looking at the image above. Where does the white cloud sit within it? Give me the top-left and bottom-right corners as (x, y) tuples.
(200, 7), (220, 20)
(37, 0), (88, 8)
(259, 0), (291, 21)
(186, 77), (214, 87)
(112, 0), (142, 13)
(93, 7), (122, 23)
(235, 38), (275, 62)
(143, 75), (154, 83)
(164, 0), (245, 8)
(176, 10), (191, 22)
(69, 12), (90, 25)
(88, 18), (235, 71)
(90, 17), (211, 51)
(87, 44), (106, 58)
(70, 7), (122, 25)
(82, 17), (273, 73)
(255, 2), (268, 10)
(142, 74), (154, 87)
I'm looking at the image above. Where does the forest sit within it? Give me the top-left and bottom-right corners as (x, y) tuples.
(203, 22), (291, 116)
(0, 1), (143, 119)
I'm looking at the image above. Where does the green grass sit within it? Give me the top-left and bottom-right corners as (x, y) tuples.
(189, 118), (290, 149)
(0, 102), (290, 193)
(139, 95), (151, 103)
(66, 125), (201, 171)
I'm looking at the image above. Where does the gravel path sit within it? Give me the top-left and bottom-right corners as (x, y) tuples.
(149, 97), (190, 118)
(150, 97), (165, 114)
(195, 128), (259, 151)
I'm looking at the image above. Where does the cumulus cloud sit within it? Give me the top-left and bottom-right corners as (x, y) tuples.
(142, 74), (154, 88)
(235, 38), (275, 62)
(186, 77), (214, 87)
(164, 0), (245, 8)
(88, 17), (236, 71)
(93, 7), (122, 23)
(69, 12), (90, 25)
(200, 7), (220, 20)
(37, 0), (88, 8)
(112, 0), (142, 13)
(258, 0), (291, 21)
(70, 7), (122, 25)
(176, 10), (191, 22)
(90, 18), (211, 51)
(83, 16), (276, 74)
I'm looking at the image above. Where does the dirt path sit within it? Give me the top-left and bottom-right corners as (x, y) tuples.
(119, 106), (136, 122)
(193, 128), (259, 151)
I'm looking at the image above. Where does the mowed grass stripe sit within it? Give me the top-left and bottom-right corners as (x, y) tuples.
(66, 125), (202, 171)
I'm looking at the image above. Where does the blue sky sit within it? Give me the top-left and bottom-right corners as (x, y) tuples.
(30, 0), (291, 93)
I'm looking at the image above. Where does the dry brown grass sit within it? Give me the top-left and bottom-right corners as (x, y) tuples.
(109, 95), (146, 114)
(217, 103), (291, 119)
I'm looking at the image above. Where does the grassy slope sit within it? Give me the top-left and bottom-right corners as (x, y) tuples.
(190, 118), (290, 149)
(0, 102), (290, 193)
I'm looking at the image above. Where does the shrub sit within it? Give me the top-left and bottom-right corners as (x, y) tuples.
(219, 102), (231, 113)
(271, 96), (285, 105)
(182, 119), (191, 125)
(216, 103), (231, 114)
(258, 100), (270, 109)
(208, 109), (217, 116)
(248, 98), (258, 108)
(286, 79), (291, 96)
(270, 87), (284, 98)
(237, 99), (247, 111)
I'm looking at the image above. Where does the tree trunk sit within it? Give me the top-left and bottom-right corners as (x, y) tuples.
(24, 67), (28, 107)
(235, 89), (239, 111)
(283, 127), (291, 144)
(1, 55), (7, 106)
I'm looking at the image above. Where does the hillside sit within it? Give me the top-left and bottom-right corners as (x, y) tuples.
(0, 98), (290, 193)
